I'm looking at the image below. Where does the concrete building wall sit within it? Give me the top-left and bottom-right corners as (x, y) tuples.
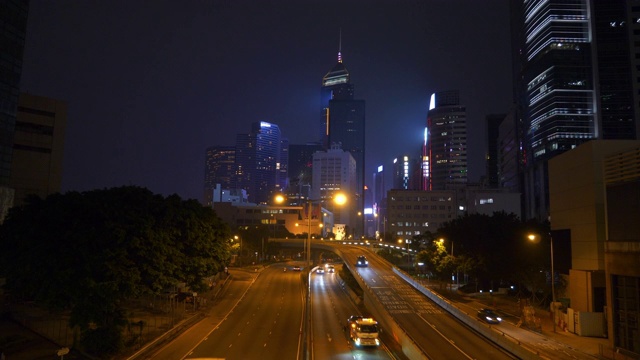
(549, 140), (640, 315)
(603, 145), (640, 352)
(11, 93), (67, 206)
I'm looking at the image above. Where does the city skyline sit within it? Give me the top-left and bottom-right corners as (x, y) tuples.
(20, 1), (513, 201)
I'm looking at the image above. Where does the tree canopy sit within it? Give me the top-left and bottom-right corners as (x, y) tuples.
(0, 186), (230, 356)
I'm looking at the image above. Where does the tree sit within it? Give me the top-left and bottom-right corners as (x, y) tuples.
(436, 212), (542, 291)
(0, 186), (230, 357)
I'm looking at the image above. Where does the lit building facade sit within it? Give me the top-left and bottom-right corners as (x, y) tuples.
(235, 121), (285, 205)
(515, 0), (640, 220)
(387, 189), (457, 245)
(320, 39), (366, 235)
(426, 90), (468, 190)
(311, 146), (356, 237)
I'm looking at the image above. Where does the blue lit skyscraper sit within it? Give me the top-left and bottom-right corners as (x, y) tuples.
(235, 121), (285, 204)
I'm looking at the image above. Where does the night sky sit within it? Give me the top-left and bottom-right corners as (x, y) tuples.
(20, 0), (513, 202)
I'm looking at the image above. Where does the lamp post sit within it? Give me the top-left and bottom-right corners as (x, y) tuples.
(276, 193), (347, 268)
(528, 233), (556, 333)
(234, 235), (242, 266)
(451, 240), (459, 289)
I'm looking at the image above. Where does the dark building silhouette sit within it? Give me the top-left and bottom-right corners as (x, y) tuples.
(287, 143), (323, 205)
(485, 114), (505, 188)
(11, 93), (66, 207)
(0, 0), (29, 218)
(203, 145), (236, 206)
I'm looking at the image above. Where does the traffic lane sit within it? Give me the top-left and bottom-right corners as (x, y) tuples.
(186, 265), (303, 360)
(311, 270), (354, 360)
(311, 268), (394, 360)
(452, 299), (597, 360)
(358, 265), (514, 360)
(149, 269), (256, 359)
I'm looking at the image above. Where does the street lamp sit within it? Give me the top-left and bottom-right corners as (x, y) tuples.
(528, 233), (556, 333)
(233, 235), (242, 266)
(275, 193), (347, 268)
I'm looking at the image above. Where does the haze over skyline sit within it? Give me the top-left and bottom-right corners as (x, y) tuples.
(20, 0), (513, 201)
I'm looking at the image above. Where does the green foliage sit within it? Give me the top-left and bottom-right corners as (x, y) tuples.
(0, 186), (231, 356)
(375, 248), (403, 265)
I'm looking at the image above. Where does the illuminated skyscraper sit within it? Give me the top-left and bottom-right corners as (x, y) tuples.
(426, 90), (468, 190)
(235, 121), (285, 204)
(320, 34), (366, 235)
(514, 0), (640, 220)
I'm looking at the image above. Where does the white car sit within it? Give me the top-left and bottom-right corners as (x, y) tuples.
(316, 267), (325, 274)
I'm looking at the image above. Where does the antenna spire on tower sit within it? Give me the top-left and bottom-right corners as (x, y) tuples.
(338, 28), (342, 63)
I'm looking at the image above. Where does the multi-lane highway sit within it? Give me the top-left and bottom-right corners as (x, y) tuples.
(183, 265), (304, 360)
(334, 244), (516, 360)
(146, 240), (600, 360)
(310, 264), (395, 360)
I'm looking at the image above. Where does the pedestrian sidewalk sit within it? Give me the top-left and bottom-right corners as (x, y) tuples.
(427, 282), (614, 359)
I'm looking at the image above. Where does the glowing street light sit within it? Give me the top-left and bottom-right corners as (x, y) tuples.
(528, 232), (556, 333)
(275, 193), (347, 268)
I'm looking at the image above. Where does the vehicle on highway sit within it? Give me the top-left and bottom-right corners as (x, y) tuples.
(292, 265), (301, 271)
(316, 267), (325, 274)
(356, 255), (368, 267)
(346, 316), (380, 347)
(326, 265), (335, 273)
(477, 308), (502, 324)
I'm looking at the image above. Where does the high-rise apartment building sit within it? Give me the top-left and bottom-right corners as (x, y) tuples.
(514, 0), (640, 220)
(320, 39), (365, 235)
(0, 0), (29, 218)
(426, 90), (468, 190)
(311, 145), (356, 237)
(235, 121), (285, 205)
(203, 145), (236, 206)
(11, 93), (66, 207)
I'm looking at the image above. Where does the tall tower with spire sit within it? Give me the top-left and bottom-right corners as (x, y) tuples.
(320, 30), (354, 147)
(318, 31), (366, 237)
